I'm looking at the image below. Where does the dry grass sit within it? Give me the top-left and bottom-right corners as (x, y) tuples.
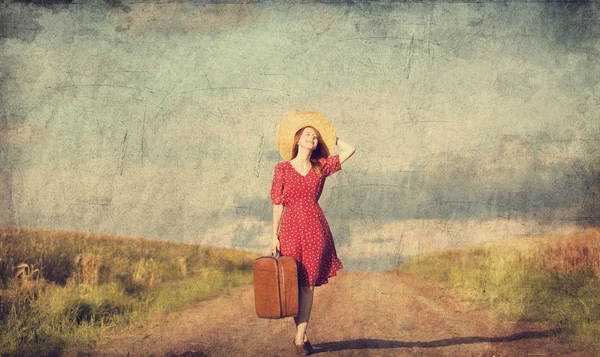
(0, 225), (260, 355)
(0, 225), (256, 286)
(397, 226), (600, 353)
(532, 228), (600, 279)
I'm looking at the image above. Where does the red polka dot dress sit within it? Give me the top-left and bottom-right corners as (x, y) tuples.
(270, 154), (344, 287)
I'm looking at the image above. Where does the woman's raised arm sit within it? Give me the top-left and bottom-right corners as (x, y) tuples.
(336, 137), (356, 165)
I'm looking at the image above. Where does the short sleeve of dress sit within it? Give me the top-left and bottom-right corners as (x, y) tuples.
(270, 163), (285, 205)
(322, 154), (342, 177)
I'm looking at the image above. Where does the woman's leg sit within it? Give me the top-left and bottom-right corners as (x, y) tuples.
(293, 319), (310, 342)
(294, 285), (314, 345)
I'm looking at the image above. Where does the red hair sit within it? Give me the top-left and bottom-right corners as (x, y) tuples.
(291, 126), (328, 177)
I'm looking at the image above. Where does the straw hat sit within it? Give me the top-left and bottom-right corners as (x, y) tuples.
(275, 110), (337, 161)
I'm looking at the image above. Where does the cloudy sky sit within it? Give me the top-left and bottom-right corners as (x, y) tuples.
(1, 1), (599, 270)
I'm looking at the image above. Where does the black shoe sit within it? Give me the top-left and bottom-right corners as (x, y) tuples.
(304, 340), (314, 354)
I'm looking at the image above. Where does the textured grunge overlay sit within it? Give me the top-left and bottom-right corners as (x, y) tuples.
(1, 1), (599, 271)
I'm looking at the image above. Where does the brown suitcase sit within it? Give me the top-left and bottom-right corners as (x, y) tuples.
(253, 252), (299, 319)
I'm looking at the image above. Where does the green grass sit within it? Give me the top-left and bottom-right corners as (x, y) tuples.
(0, 226), (259, 356)
(394, 227), (600, 354)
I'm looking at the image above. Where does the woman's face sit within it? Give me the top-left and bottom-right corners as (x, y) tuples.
(298, 127), (319, 151)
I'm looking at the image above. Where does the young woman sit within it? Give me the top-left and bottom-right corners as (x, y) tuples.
(270, 111), (356, 356)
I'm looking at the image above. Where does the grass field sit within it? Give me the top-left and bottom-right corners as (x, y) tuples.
(395, 226), (600, 353)
(0, 226), (260, 356)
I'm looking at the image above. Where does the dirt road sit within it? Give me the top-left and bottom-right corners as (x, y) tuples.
(68, 271), (586, 356)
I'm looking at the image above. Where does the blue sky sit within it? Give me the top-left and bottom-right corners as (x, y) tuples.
(1, 1), (599, 269)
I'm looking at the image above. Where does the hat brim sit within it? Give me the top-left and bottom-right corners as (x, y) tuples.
(275, 110), (337, 161)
